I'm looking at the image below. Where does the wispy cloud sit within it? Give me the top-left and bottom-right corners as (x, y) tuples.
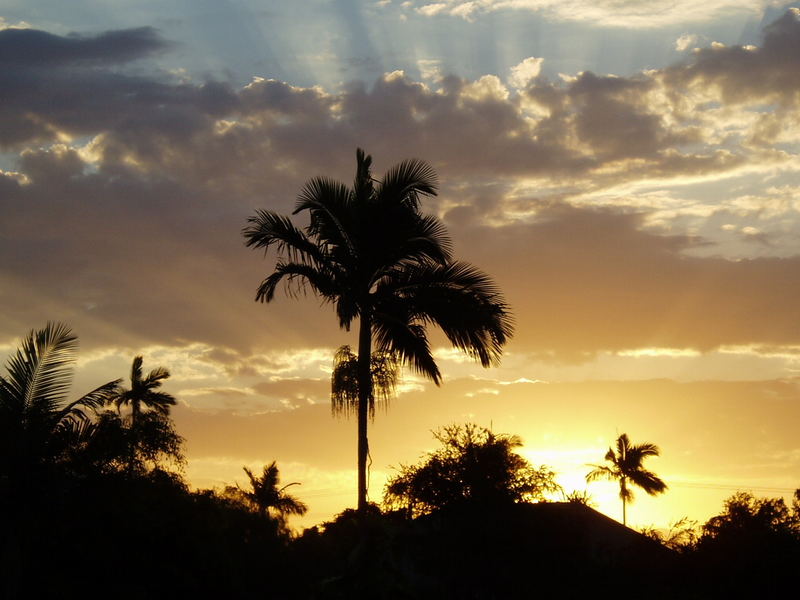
(408, 0), (770, 28)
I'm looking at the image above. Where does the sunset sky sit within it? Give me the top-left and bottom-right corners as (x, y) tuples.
(2, 0), (800, 530)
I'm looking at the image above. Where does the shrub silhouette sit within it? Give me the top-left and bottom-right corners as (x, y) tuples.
(384, 423), (559, 517)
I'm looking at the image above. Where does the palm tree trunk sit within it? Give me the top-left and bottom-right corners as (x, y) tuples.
(356, 311), (372, 516)
(621, 477), (627, 526)
(128, 399), (140, 476)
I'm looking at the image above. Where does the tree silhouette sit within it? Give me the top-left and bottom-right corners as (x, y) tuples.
(227, 462), (307, 533)
(243, 148), (512, 514)
(330, 345), (398, 419)
(84, 408), (185, 475)
(693, 490), (800, 596)
(384, 424), (559, 517)
(111, 355), (177, 474)
(586, 433), (667, 526)
(113, 355), (176, 425)
(0, 322), (120, 481)
(701, 491), (800, 542)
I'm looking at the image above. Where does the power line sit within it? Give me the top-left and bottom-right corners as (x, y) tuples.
(299, 489), (353, 499)
(668, 480), (797, 494)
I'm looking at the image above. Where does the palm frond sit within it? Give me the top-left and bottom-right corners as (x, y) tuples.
(274, 487), (308, 516)
(377, 157), (438, 211)
(401, 213), (452, 263)
(353, 147), (374, 203)
(372, 308), (441, 384)
(586, 464), (616, 483)
(54, 414), (97, 441)
(3, 322), (77, 415)
(366, 214), (452, 280)
(371, 350), (400, 405)
(628, 468), (667, 495)
(59, 379), (122, 423)
(626, 442), (661, 462)
(141, 392), (176, 415)
(243, 210), (326, 265)
(130, 356), (144, 389)
(616, 433), (630, 458)
(255, 261), (340, 304)
(143, 366), (170, 386)
(331, 346), (359, 417)
(376, 261), (513, 368)
(294, 176), (356, 255)
(331, 345), (399, 419)
(334, 294), (360, 331)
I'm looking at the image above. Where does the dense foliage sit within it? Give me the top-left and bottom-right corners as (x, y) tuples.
(2, 324), (799, 598)
(0, 324), (295, 598)
(384, 423), (560, 517)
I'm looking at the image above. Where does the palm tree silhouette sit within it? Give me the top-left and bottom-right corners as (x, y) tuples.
(243, 148), (513, 514)
(586, 433), (667, 526)
(114, 356), (176, 425)
(330, 345), (399, 419)
(240, 462), (308, 523)
(112, 355), (176, 473)
(0, 322), (120, 478)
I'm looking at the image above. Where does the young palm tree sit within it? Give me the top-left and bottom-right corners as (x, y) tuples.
(586, 433), (667, 526)
(114, 356), (176, 426)
(243, 148), (513, 514)
(0, 322), (120, 478)
(240, 461), (308, 522)
(112, 355), (176, 473)
(330, 345), (399, 419)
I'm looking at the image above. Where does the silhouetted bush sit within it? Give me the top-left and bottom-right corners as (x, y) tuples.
(689, 491), (800, 597)
(384, 423), (559, 517)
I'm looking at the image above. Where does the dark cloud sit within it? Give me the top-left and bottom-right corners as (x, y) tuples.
(567, 72), (666, 159)
(0, 26), (170, 67)
(2, 15), (800, 363)
(0, 26), (235, 149)
(451, 203), (800, 360)
(665, 8), (800, 105)
(4, 17), (792, 183)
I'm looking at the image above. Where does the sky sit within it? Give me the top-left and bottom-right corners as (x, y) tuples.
(2, 0), (800, 530)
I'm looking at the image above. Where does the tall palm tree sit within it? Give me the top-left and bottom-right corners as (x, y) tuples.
(243, 148), (513, 514)
(0, 322), (120, 479)
(586, 433), (667, 526)
(240, 461), (308, 522)
(112, 355), (176, 473)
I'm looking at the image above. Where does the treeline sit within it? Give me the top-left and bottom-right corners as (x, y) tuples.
(0, 323), (295, 598)
(2, 324), (799, 599)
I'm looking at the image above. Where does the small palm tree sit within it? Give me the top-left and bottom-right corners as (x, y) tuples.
(586, 433), (667, 526)
(330, 345), (399, 419)
(112, 356), (176, 473)
(114, 356), (175, 425)
(0, 322), (120, 479)
(239, 462), (308, 524)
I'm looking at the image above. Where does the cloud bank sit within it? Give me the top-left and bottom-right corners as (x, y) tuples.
(2, 11), (800, 366)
